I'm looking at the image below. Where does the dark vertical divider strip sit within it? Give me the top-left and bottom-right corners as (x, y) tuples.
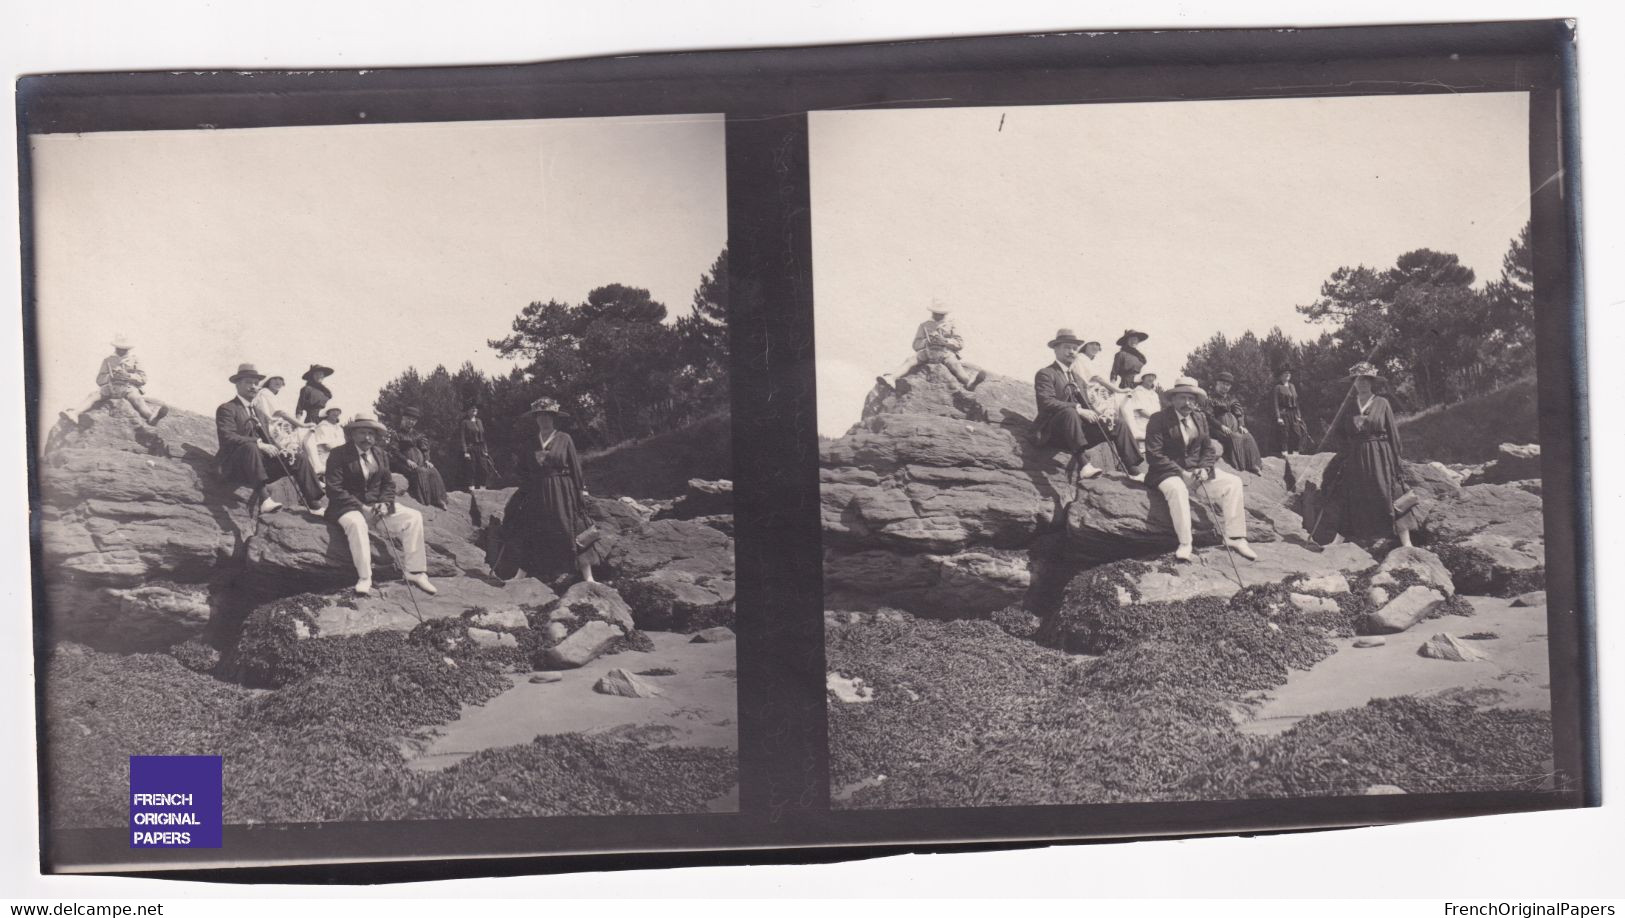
(1528, 47), (1596, 804)
(727, 113), (829, 816)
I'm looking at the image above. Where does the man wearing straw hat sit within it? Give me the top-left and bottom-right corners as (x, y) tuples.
(1034, 328), (1112, 483)
(876, 303), (986, 392)
(61, 333), (168, 426)
(324, 410), (437, 597)
(215, 363), (323, 515)
(1143, 376), (1258, 564)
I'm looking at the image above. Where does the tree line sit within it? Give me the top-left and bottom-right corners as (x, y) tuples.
(373, 248), (728, 491)
(1181, 223), (1533, 456)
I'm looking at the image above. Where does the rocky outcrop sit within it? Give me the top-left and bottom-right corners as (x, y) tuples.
(1478, 443), (1541, 485)
(37, 403), (735, 651)
(1417, 483), (1545, 595)
(821, 365), (1121, 616)
(1061, 470), (1300, 564)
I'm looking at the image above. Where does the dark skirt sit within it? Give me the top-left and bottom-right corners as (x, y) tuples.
(1326, 439), (1405, 540)
(500, 476), (611, 580)
(412, 466), (449, 508)
(1228, 430), (1263, 473)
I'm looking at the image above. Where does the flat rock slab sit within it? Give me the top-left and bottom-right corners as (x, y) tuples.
(1130, 541), (1376, 606)
(307, 576), (558, 639)
(407, 631), (737, 773)
(1241, 596), (1550, 736)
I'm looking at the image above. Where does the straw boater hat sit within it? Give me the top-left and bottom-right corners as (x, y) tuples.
(1168, 376), (1206, 399)
(1138, 368), (1159, 383)
(1347, 360), (1381, 379)
(523, 397), (569, 419)
(1116, 329), (1149, 347)
(1048, 328), (1085, 348)
(301, 364), (334, 382)
(228, 363), (266, 384)
(345, 411), (387, 433)
(110, 333), (133, 350)
(323, 406), (342, 418)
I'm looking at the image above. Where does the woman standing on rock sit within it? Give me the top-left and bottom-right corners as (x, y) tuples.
(499, 398), (605, 585)
(1319, 361), (1413, 548)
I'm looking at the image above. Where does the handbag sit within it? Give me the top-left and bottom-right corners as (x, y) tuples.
(573, 523), (603, 553)
(1392, 488), (1423, 531)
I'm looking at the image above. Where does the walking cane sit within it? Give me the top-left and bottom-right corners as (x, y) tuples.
(249, 415), (315, 512)
(1066, 379), (1130, 474)
(374, 506), (426, 625)
(1194, 474), (1247, 589)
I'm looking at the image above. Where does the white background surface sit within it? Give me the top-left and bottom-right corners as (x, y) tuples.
(2, 0), (1619, 901)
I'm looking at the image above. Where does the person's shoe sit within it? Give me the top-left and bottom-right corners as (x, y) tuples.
(354, 578), (372, 596)
(1174, 544), (1194, 562)
(1075, 463), (1103, 482)
(147, 405), (169, 425)
(966, 370), (987, 391)
(59, 409), (77, 425)
(257, 497), (283, 514)
(876, 374), (896, 390)
(1227, 538), (1259, 561)
(1129, 471), (1147, 483)
(405, 572), (438, 595)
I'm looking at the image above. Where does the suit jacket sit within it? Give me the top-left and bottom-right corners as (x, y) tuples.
(215, 397), (268, 471)
(1143, 407), (1222, 489)
(324, 441), (397, 522)
(1034, 362), (1096, 430)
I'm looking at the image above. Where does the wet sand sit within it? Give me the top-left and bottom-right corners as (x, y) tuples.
(1242, 594), (1550, 736)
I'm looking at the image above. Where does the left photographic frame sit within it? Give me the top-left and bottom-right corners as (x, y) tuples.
(22, 81), (739, 871)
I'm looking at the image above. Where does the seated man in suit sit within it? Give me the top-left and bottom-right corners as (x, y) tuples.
(1034, 328), (1111, 485)
(1144, 376), (1259, 563)
(216, 363), (323, 515)
(324, 411), (437, 597)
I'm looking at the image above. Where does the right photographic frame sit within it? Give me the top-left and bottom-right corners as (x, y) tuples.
(812, 87), (1586, 809)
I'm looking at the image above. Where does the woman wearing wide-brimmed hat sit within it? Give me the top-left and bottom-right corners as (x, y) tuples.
(295, 364), (335, 424)
(1314, 361), (1413, 547)
(495, 398), (607, 585)
(1110, 329), (1150, 390)
(1207, 370), (1262, 474)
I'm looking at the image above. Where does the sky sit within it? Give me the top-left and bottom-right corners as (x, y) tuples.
(30, 113), (726, 418)
(810, 92), (1532, 436)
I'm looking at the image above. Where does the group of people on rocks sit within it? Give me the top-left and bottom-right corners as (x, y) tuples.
(60, 340), (603, 597)
(878, 307), (1418, 562)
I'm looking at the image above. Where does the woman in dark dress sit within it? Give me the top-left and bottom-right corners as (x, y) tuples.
(1207, 371), (1263, 473)
(1320, 362), (1413, 547)
(295, 364), (335, 425)
(1271, 366), (1309, 454)
(500, 398), (606, 585)
(1109, 329), (1149, 390)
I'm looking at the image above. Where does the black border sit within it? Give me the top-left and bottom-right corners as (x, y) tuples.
(18, 19), (1593, 878)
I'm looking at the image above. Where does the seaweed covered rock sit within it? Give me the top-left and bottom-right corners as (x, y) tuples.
(556, 581), (636, 631)
(1370, 546), (1455, 597)
(1418, 483), (1545, 595)
(1036, 541), (1376, 653)
(537, 620), (624, 669)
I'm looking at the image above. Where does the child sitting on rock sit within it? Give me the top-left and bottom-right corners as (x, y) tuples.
(877, 304), (986, 392)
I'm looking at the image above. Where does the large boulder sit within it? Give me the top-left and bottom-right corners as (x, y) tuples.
(660, 479), (734, 520)
(1364, 585), (1446, 634)
(820, 365), (1118, 614)
(1370, 546), (1455, 597)
(1037, 540), (1377, 653)
(269, 575), (558, 640)
(1418, 483), (1545, 595)
(1479, 443), (1542, 484)
(42, 578), (217, 651)
(1062, 469), (1301, 565)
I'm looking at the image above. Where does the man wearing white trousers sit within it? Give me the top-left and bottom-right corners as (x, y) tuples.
(1142, 376), (1259, 564)
(322, 411), (437, 596)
